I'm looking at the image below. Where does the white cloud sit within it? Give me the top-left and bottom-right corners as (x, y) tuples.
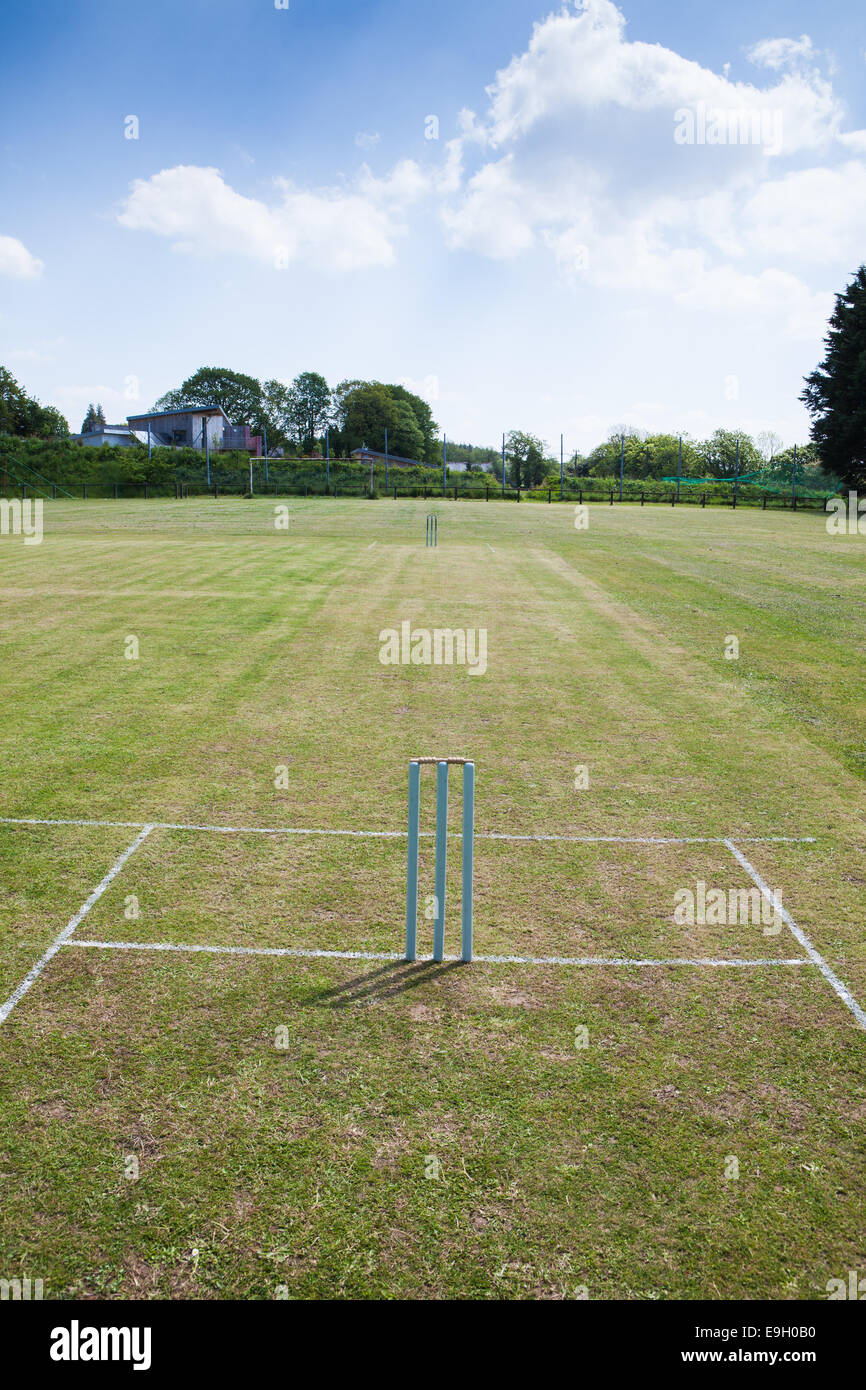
(474, 1), (841, 154)
(442, 156), (534, 258)
(398, 373), (440, 402)
(436, 0), (862, 337)
(0, 235), (43, 279)
(355, 131), (381, 150)
(118, 164), (416, 272)
(111, 1), (862, 349)
(838, 129), (866, 154)
(747, 36), (815, 71)
(738, 162), (866, 264)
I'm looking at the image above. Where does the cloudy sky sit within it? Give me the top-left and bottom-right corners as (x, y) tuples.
(1, 0), (864, 451)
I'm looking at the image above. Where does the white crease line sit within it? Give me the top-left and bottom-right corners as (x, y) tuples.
(0, 816), (151, 830)
(725, 839), (866, 1031)
(69, 941), (403, 962)
(0, 817), (816, 844)
(368, 541), (377, 549)
(66, 941), (809, 969)
(0, 825), (156, 1027)
(487, 544), (495, 552)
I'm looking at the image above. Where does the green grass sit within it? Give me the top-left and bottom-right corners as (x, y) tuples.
(0, 497), (864, 1300)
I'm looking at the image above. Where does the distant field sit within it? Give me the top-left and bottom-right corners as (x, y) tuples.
(0, 497), (864, 1299)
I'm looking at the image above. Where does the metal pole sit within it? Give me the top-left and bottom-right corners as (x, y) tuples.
(205, 421), (210, 488)
(250, 451), (254, 496)
(264, 427), (268, 484)
(677, 436), (682, 501)
(501, 433), (506, 496)
(461, 762), (475, 963)
(443, 436), (447, 497)
(385, 428), (389, 493)
(791, 444), (797, 507)
(433, 761), (448, 961)
(326, 426), (330, 493)
(734, 435), (740, 508)
(405, 761), (420, 961)
(148, 422), (152, 464)
(560, 434), (564, 501)
(620, 434), (624, 501)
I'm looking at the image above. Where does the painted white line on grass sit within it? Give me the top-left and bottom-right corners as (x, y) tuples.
(725, 839), (866, 1031)
(368, 541), (377, 549)
(69, 941), (404, 962)
(486, 544), (495, 552)
(66, 940), (809, 969)
(0, 816), (816, 845)
(0, 825), (156, 1027)
(0, 816), (151, 830)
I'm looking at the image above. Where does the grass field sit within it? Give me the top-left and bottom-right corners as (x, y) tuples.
(1, 496), (864, 1300)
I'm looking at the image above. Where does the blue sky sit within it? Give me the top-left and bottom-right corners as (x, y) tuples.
(1, 0), (864, 451)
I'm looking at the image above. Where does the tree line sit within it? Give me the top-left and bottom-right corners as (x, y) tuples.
(153, 369), (441, 464)
(1, 262), (864, 489)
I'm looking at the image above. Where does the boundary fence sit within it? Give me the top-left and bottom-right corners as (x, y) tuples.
(1, 476), (834, 512)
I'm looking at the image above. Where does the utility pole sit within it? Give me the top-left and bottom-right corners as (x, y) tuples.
(619, 434), (624, 502)
(501, 433), (506, 496)
(443, 436), (447, 497)
(263, 427), (268, 485)
(560, 434), (564, 501)
(325, 426), (330, 493)
(385, 429), (389, 493)
(677, 436), (682, 501)
(791, 443), (797, 506)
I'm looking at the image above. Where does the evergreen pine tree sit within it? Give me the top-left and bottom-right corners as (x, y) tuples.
(802, 266), (866, 488)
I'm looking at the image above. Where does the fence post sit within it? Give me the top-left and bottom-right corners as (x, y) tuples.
(579, 489), (583, 506)
(114, 483), (118, 500)
(548, 488), (551, 503)
(83, 483), (87, 499)
(144, 483), (148, 499)
(792, 494), (797, 511)
(762, 494), (767, 511)
(486, 485), (489, 501)
(641, 491), (644, 507)
(53, 484), (57, 499)
(672, 493), (675, 507)
(517, 487), (521, 502)
(610, 490), (613, 506)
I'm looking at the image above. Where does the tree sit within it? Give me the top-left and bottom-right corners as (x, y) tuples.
(286, 371), (331, 453)
(506, 430), (547, 488)
(756, 430), (784, 463)
(329, 379), (438, 462)
(386, 384), (439, 463)
(152, 367), (263, 428)
(802, 265), (866, 488)
(259, 379), (294, 450)
(336, 382), (396, 455)
(696, 429), (761, 478)
(0, 366), (69, 439)
(81, 403), (105, 434)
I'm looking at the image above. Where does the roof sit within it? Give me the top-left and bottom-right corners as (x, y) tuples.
(74, 425), (135, 439)
(127, 405), (230, 423)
